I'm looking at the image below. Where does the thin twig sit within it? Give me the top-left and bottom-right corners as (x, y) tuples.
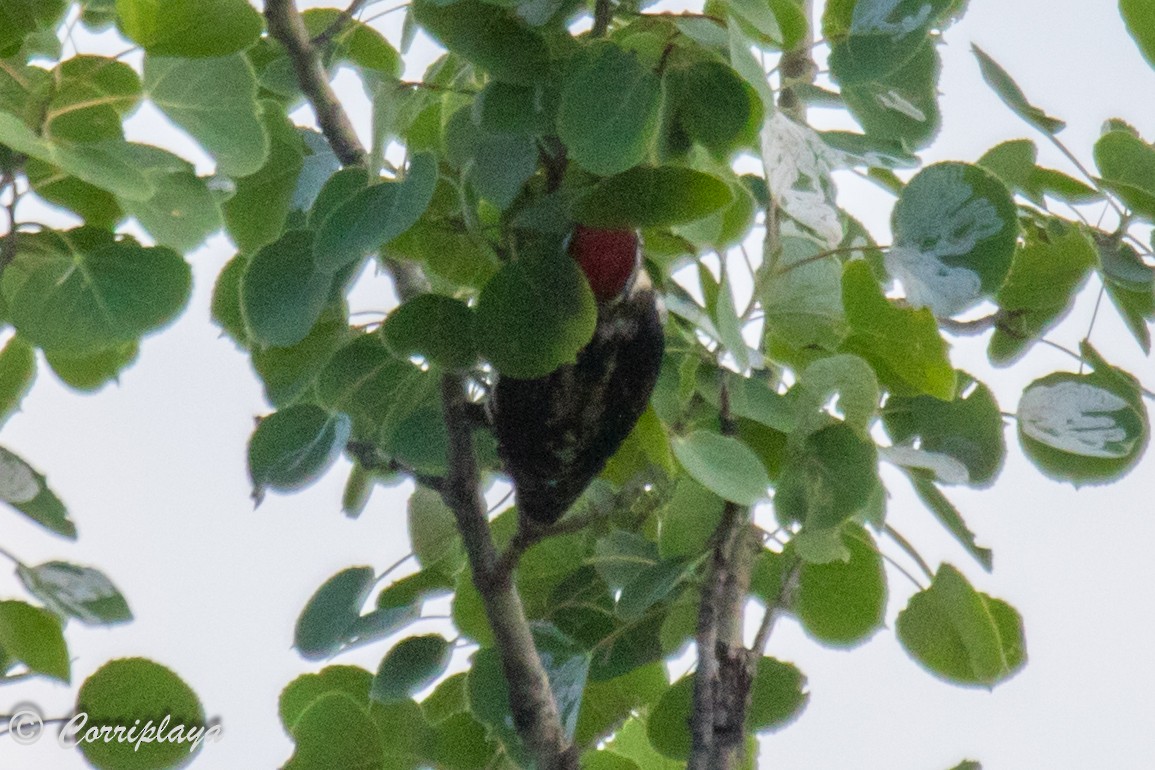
(265, 0), (368, 166)
(592, 0), (613, 37)
(312, 0), (371, 47)
(751, 557), (800, 654)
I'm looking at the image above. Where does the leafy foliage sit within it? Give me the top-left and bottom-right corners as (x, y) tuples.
(0, 1), (1151, 769)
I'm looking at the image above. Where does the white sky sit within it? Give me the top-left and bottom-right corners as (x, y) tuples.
(3, 1), (1155, 769)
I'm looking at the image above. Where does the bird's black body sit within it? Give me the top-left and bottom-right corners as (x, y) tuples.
(494, 280), (664, 525)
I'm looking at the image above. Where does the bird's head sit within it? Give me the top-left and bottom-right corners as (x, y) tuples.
(568, 225), (641, 304)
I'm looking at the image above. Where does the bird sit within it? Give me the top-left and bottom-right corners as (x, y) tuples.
(493, 225), (665, 525)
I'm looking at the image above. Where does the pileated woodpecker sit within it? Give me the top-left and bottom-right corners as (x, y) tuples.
(494, 226), (665, 525)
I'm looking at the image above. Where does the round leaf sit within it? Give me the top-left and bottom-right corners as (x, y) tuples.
(574, 165), (733, 228)
(247, 404), (351, 501)
(897, 564), (1026, 688)
(382, 294), (477, 370)
(889, 162), (1018, 317)
(673, 430), (770, 506)
(280, 665), (373, 732)
(145, 53), (268, 177)
(314, 153), (438, 273)
(370, 634), (452, 704)
(117, 0), (262, 57)
(557, 42), (662, 176)
(241, 230), (332, 348)
(747, 656), (808, 731)
(475, 251), (596, 379)
(0, 600), (69, 682)
(75, 658), (207, 770)
(4, 233), (191, 354)
(294, 567), (376, 661)
(796, 525), (886, 646)
(647, 676), (692, 759)
(1017, 368), (1149, 484)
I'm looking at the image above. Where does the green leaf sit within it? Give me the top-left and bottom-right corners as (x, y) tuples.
(241, 230), (332, 348)
(302, 8), (402, 78)
(118, 144), (222, 252)
(793, 354), (880, 436)
(1121, 0), (1155, 70)
(841, 260), (955, 400)
(617, 558), (691, 621)
(308, 167), (371, 230)
(211, 254), (249, 346)
(222, 103), (307, 254)
(3, 232), (191, 353)
(45, 343), (139, 392)
(76, 658), (208, 769)
(558, 42), (663, 176)
(45, 56), (141, 143)
(972, 45), (1066, 135)
(827, 0), (954, 84)
(0, 600), (69, 682)
(316, 334), (426, 437)
(1017, 355), (1149, 484)
(659, 477), (725, 560)
(884, 372), (1006, 487)
(468, 130), (538, 209)
(382, 294), (477, 370)
(575, 662), (667, 748)
(796, 524), (886, 646)
(908, 474), (993, 571)
(602, 714), (681, 769)
(284, 692), (384, 770)
(842, 41), (942, 150)
(1097, 236), (1154, 353)
(17, 561), (132, 626)
(0, 0), (67, 57)
(247, 403), (352, 501)
(672, 430), (770, 505)
(0, 335), (35, 427)
(897, 563), (1025, 688)
(762, 235), (847, 356)
(747, 656), (808, 731)
(252, 310), (350, 407)
(371, 634), (452, 704)
(647, 675), (692, 759)
(0, 114), (152, 201)
(989, 221), (1096, 364)
(668, 60), (758, 157)
(574, 165), (733, 229)
(25, 157), (123, 228)
(295, 566), (376, 661)
(145, 53), (269, 177)
(314, 152), (438, 273)
(280, 665), (372, 732)
(775, 423), (880, 532)
(593, 530), (658, 592)
(473, 81), (553, 135)
(0, 446), (75, 539)
(117, 0), (262, 57)
(412, 0), (549, 85)
(1094, 128), (1155, 220)
(475, 248), (596, 378)
(889, 162), (1018, 317)
(408, 486), (463, 572)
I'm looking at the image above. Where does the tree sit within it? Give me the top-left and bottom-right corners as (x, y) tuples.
(0, 0), (1152, 768)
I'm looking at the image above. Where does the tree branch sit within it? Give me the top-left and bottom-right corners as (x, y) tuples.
(440, 376), (577, 770)
(264, 0), (368, 167)
(270, 3), (576, 765)
(689, 379), (759, 770)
